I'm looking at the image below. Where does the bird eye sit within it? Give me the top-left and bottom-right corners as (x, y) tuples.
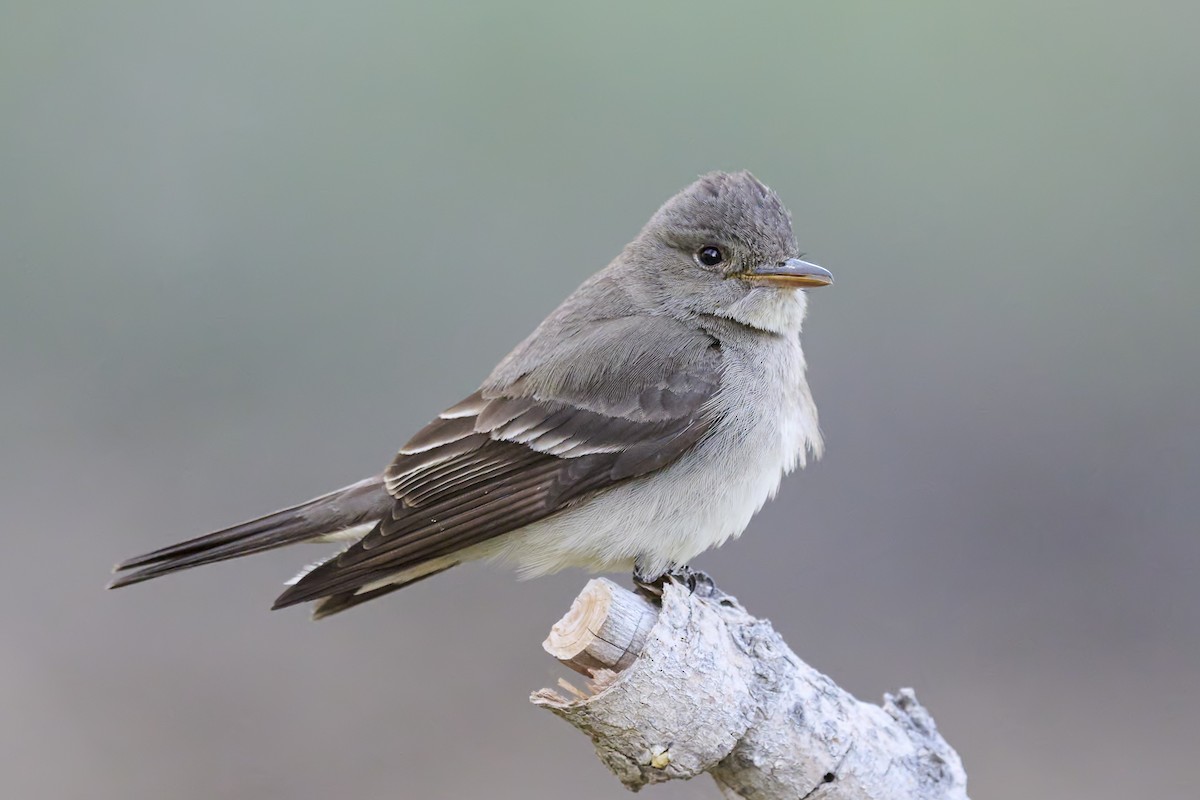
(696, 246), (724, 267)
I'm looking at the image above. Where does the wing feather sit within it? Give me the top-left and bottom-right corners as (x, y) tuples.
(273, 317), (723, 609)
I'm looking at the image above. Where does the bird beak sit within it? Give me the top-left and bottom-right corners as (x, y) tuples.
(744, 258), (834, 289)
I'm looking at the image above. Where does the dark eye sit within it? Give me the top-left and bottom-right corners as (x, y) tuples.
(696, 245), (724, 267)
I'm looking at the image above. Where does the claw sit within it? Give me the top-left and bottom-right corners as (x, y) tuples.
(631, 562), (716, 602)
(668, 565), (715, 598)
(632, 562), (665, 601)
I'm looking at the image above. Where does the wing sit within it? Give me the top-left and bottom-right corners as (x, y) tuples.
(273, 316), (723, 608)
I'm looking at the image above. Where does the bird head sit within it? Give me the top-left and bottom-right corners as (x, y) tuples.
(624, 171), (832, 334)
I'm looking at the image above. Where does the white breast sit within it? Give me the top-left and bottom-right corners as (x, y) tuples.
(471, 332), (822, 578)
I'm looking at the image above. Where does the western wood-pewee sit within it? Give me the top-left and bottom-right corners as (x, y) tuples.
(110, 171), (833, 618)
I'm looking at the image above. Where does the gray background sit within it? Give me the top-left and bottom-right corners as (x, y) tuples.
(3, 2), (1197, 798)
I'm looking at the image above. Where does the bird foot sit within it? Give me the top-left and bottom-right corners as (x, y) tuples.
(633, 562), (716, 602)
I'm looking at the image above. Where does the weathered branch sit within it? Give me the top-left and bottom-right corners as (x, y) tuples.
(532, 578), (969, 799)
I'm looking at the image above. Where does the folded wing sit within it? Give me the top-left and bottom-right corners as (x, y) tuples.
(273, 317), (723, 609)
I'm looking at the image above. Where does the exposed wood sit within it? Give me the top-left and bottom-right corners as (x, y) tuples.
(532, 578), (970, 799)
(542, 577), (659, 676)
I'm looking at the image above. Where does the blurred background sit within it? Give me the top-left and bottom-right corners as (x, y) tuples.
(2, 2), (1197, 798)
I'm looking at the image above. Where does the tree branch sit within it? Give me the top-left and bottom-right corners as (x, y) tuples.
(531, 577), (969, 799)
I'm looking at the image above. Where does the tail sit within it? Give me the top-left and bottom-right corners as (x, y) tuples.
(308, 563), (457, 620)
(108, 476), (391, 589)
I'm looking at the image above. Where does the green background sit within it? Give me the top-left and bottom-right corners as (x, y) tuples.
(3, 2), (1197, 797)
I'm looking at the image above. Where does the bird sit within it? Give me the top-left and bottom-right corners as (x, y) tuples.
(109, 171), (833, 619)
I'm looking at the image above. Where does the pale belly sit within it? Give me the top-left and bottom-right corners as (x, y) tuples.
(471, 336), (822, 578)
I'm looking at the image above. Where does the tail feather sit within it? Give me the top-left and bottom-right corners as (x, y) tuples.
(109, 476), (390, 589)
(309, 563), (457, 620)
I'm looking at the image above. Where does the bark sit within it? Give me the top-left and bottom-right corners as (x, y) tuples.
(532, 578), (969, 799)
